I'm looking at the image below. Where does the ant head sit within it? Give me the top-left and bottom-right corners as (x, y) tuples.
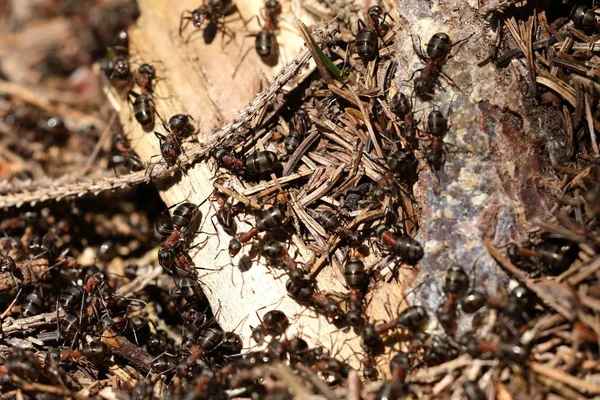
(138, 63), (156, 78)
(265, 0), (280, 11)
(367, 5), (382, 20)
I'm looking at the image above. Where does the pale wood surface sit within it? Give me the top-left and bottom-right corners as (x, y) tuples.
(110, 0), (413, 369)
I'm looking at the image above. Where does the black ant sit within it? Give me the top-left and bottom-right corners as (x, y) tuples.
(214, 148), (279, 175)
(571, 5), (598, 32)
(369, 147), (418, 202)
(154, 131), (182, 167)
(507, 235), (578, 275)
(111, 132), (143, 172)
(375, 225), (424, 265)
(436, 265), (469, 334)
(179, 0), (236, 44)
(251, 310), (289, 345)
(155, 201), (204, 253)
(284, 268), (348, 329)
(135, 63), (156, 97)
(284, 109), (309, 154)
(360, 305), (429, 356)
(390, 92), (420, 150)
(21, 291), (43, 317)
(412, 32), (452, 100)
(354, 5), (394, 63)
(163, 114), (195, 140)
(425, 107), (451, 172)
(230, 206), (285, 252)
(233, 0), (282, 77)
(0, 250), (21, 289)
(344, 258), (370, 327)
(128, 90), (157, 130)
(102, 56), (131, 81)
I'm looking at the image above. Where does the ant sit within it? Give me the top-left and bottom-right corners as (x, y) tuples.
(571, 5), (598, 31)
(251, 310), (289, 345)
(283, 269), (348, 329)
(360, 305), (429, 356)
(284, 109), (309, 154)
(179, 0), (236, 44)
(128, 90), (157, 130)
(389, 92), (420, 150)
(261, 240), (298, 271)
(147, 331), (174, 356)
(230, 206), (285, 254)
(111, 132), (143, 172)
(507, 235), (577, 275)
(164, 114), (195, 140)
(344, 258), (370, 327)
(436, 265), (469, 334)
(355, 5), (394, 63)
(21, 291), (43, 317)
(135, 63), (157, 97)
(82, 340), (112, 362)
(158, 202), (202, 251)
(210, 184), (247, 238)
(375, 225), (424, 265)
(214, 148), (279, 176)
(102, 56), (131, 81)
(0, 251), (21, 289)
(0, 349), (42, 382)
(464, 336), (530, 364)
(425, 108), (450, 172)
(370, 147), (418, 202)
(154, 131), (182, 167)
(412, 32), (453, 101)
(233, 0), (282, 77)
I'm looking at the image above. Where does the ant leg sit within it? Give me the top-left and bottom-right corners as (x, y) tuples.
(179, 12), (193, 37)
(232, 36), (256, 78)
(243, 14), (263, 28)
